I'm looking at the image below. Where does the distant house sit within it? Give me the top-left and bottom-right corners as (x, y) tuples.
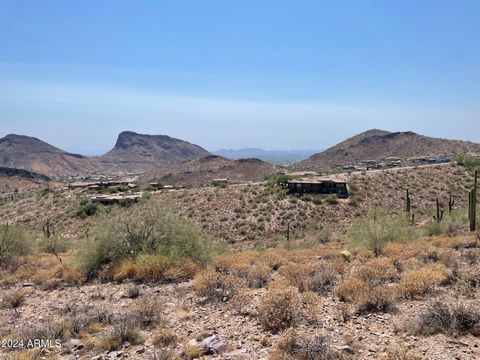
(90, 194), (141, 205)
(286, 178), (349, 198)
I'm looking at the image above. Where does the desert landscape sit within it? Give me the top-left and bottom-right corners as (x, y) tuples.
(2, 2), (480, 359)
(1, 128), (480, 360)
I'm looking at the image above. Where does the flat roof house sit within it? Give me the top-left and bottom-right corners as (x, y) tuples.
(286, 178), (349, 198)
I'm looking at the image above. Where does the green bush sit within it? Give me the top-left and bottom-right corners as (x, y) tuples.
(347, 211), (416, 256)
(266, 174), (295, 187)
(77, 201), (224, 277)
(315, 226), (333, 244)
(0, 225), (32, 269)
(455, 155), (480, 169)
(325, 194), (338, 205)
(76, 201), (99, 218)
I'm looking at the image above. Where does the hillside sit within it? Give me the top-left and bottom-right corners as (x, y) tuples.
(293, 129), (480, 171)
(0, 134), (99, 176)
(145, 154), (280, 186)
(99, 131), (210, 172)
(213, 148), (322, 165)
(0, 167), (51, 193)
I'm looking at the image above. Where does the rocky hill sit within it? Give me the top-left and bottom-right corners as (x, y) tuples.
(0, 166), (51, 193)
(145, 154), (280, 186)
(99, 131), (210, 172)
(0, 134), (99, 175)
(293, 129), (480, 171)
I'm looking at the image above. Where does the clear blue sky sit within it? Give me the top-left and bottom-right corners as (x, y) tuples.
(0, 0), (479, 154)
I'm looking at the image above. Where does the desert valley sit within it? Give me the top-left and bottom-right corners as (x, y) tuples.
(1, 129), (480, 360)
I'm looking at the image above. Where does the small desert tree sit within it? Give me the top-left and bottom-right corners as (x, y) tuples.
(347, 211), (416, 256)
(77, 200), (223, 277)
(0, 224), (32, 269)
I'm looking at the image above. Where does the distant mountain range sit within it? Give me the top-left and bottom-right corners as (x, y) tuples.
(0, 132), (278, 183)
(2, 129), (480, 180)
(213, 148), (322, 165)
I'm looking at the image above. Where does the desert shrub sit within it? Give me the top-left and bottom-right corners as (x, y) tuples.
(455, 155), (480, 169)
(347, 211), (416, 256)
(315, 227), (333, 244)
(425, 222), (443, 237)
(77, 201), (224, 278)
(76, 200), (99, 218)
(266, 174), (295, 187)
(398, 263), (452, 299)
(270, 329), (346, 360)
(193, 268), (241, 302)
(460, 263), (480, 289)
(385, 343), (420, 360)
(354, 257), (398, 286)
(1, 289), (27, 310)
(126, 284), (141, 299)
(258, 284), (301, 333)
(325, 194), (338, 205)
(214, 252), (271, 288)
(99, 315), (142, 350)
(355, 286), (395, 314)
(334, 277), (365, 303)
(280, 262), (337, 295)
(0, 225), (32, 269)
(13, 319), (66, 343)
(131, 297), (163, 328)
(38, 235), (70, 255)
(409, 300), (480, 337)
(153, 328), (177, 348)
(334, 258), (397, 314)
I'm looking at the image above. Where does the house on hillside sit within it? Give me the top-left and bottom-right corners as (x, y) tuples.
(285, 178), (349, 198)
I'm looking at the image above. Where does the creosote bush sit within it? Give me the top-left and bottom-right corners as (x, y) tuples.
(77, 201), (224, 279)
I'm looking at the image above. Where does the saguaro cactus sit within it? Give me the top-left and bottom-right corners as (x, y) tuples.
(434, 198), (443, 223)
(43, 219), (54, 238)
(405, 189), (411, 214)
(470, 170), (477, 232)
(448, 193), (455, 214)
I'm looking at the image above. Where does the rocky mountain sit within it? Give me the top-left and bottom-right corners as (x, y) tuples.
(0, 132), (211, 175)
(293, 129), (480, 171)
(99, 131), (210, 172)
(145, 155), (280, 186)
(0, 134), (99, 175)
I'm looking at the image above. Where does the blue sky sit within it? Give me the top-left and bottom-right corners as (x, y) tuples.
(0, 0), (479, 154)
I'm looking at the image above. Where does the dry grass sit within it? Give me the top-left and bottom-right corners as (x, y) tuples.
(152, 327), (178, 348)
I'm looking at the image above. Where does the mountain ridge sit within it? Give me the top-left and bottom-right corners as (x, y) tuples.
(292, 129), (480, 171)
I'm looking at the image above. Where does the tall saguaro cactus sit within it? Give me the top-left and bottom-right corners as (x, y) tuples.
(434, 198), (443, 223)
(405, 189), (411, 214)
(470, 170), (477, 232)
(448, 193), (455, 214)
